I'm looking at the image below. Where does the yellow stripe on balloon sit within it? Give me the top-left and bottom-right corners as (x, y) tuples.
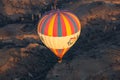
(48, 14), (57, 36)
(50, 48), (58, 57)
(65, 12), (81, 29)
(61, 14), (71, 36)
(62, 48), (69, 57)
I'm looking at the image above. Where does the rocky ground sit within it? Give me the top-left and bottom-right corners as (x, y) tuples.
(0, 0), (120, 80)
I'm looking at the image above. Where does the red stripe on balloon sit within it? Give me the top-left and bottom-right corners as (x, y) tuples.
(64, 12), (80, 31)
(56, 49), (64, 58)
(60, 13), (66, 36)
(38, 15), (48, 33)
(44, 15), (53, 35)
(69, 13), (80, 30)
(63, 13), (75, 34)
(53, 14), (58, 37)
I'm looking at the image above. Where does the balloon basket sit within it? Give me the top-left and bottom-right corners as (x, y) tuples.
(58, 58), (62, 63)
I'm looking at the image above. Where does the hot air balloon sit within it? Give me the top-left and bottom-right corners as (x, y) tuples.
(37, 10), (81, 63)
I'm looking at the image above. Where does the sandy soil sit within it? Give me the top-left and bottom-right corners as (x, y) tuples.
(0, 0), (120, 80)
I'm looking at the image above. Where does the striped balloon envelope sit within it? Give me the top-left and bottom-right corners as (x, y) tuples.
(37, 10), (81, 63)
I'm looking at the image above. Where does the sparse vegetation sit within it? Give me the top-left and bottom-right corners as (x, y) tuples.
(0, 0), (120, 80)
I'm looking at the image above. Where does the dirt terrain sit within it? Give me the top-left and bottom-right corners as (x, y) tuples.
(0, 0), (120, 80)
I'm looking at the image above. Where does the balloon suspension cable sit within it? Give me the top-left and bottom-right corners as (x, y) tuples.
(58, 57), (62, 63)
(53, 0), (57, 10)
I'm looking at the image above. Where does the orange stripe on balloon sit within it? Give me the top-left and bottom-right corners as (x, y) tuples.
(53, 14), (58, 37)
(48, 13), (57, 36)
(68, 13), (80, 30)
(50, 48), (69, 59)
(62, 13), (75, 34)
(38, 15), (48, 33)
(61, 48), (69, 58)
(44, 15), (53, 35)
(50, 48), (58, 57)
(64, 12), (81, 30)
(56, 49), (63, 58)
(61, 14), (72, 36)
(57, 48), (69, 59)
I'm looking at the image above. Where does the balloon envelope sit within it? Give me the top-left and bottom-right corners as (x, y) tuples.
(37, 10), (81, 62)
